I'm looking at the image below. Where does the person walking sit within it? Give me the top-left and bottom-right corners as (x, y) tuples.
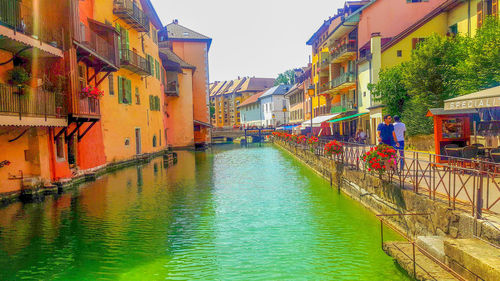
(377, 115), (399, 148)
(393, 116), (406, 170)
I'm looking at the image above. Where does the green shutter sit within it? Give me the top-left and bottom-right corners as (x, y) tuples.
(149, 95), (154, 110)
(155, 60), (160, 79)
(117, 76), (123, 104)
(126, 79), (132, 104)
(161, 66), (165, 85)
(156, 96), (161, 111)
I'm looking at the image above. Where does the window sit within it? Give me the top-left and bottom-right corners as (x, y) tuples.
(109, 74), (114, 95)
(147, 55), (154, 75)
(412, 38), (426, 49)
(396, 50), (402, 57)
(153, 30), (158, 44)
(149, 95), (160, 111)
(117, 76), (132, 104)
(152, 136), (157, 147)
(135, 87), (140, 104)
(449, 24), (458, 36)
(55, 135), (65, 160)
(159, 130), (162, 146)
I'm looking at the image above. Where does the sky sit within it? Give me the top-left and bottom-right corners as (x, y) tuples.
(150, 0), (345, 83)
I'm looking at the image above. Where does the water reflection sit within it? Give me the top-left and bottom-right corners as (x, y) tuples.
(0, 145), (408, 280)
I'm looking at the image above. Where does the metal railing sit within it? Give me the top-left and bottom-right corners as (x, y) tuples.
(113, 0), (150, 32)
(277, 138), (500, 218)
(120, 48), (151, 75)
(74, 22), (118, 66)
(330, 42), (357, 62)
(0, 83), (66, 119)
(0, 0), (64, 49)
(329, 72), (356, 89)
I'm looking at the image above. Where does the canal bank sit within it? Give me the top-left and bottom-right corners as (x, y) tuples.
(0, 149), (177, 206)
(0, 145), (412, 280)
(272, 139), (500, 280)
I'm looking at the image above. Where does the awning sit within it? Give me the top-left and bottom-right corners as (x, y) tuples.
(194, 120), (213, 127)
(0, 115), (67, 127)
(301, 113), (341, 128)
(277, 124), (300, 130)
(328, 112), (368, 123)
(427, 108), (478, 117)
(444, 86), (500, 110)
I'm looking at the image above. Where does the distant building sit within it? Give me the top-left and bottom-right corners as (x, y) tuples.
(238, 92), (266, 127)
(260, 85), (292, 127)
(209, 77), (274, 128)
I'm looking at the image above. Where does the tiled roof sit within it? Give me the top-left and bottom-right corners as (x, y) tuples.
(140, 0), (163, 29)
(260, 84), (292, 99)
(243, 78), (275, 92)
(237, 92), (265, 108)
(210, 81), (227, 97)
(210, 77), (275, 97)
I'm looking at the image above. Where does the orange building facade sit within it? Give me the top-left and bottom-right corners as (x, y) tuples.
(159, 20), (212, 148)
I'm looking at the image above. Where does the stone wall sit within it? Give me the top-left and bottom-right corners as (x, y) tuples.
(274, 140), (500, 246)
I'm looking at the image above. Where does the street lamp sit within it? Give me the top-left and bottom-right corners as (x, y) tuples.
(307, 85), (315, 135)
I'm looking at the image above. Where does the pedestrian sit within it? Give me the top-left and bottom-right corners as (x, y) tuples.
(393, 115), (406, 170)
(377, 115), (399, 148)
(356, 129), (367, 144)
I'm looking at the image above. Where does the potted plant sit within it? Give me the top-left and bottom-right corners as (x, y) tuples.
(308, 136), (319, 152)
(362, 144), (397, 179)
(7, 67), (30, 94)
(324, 140), (343, 157)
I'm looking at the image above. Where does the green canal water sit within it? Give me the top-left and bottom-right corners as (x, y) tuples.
(0, 144), (410, 280)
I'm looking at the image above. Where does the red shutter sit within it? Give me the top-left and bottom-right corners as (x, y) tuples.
(477, 1), (483, 28)
(412, 38), (418, 50)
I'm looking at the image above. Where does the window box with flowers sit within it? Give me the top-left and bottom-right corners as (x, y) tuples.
(324, 140), (343, 159)
(308, 136), (319, 152)
(81, 86), (104, 99)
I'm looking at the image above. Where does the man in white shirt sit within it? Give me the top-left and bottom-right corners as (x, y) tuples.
(393, 116), (406, 170)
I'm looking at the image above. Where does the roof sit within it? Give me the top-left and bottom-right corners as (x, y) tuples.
(209, 77), (275, 97)
(260, 85), (292, 99)
(159, 48), (196, 71)
(444, 86), (500, 110)
(381, 0), (460, 53)
(237, 92), (265, 108)
(427, 108), (478, 116)
(284, 83), (303, 97)
(162, 21), (212, 50)
(301, 113), (342, 127)
(140, 0), (163, 30)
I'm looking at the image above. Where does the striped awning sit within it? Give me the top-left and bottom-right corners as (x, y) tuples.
(328, 112), (368, 123)
(0, 115), (67, 127)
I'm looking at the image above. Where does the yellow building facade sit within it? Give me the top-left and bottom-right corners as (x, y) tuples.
(94, 0), (166, 162)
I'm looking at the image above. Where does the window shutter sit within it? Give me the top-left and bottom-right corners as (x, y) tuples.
(117, 76), (123, 104)
(116, 23), (122, 58)
(149, 95), (153, 110)
(493, 0), (498, 17)
(412, 38), (418, 49)
(156, 96), (160, 110)
(477, 1), (483, 28)
(155, 60), (160, 79)
(108, 74), (114, 95)
(126, 79), (132, 104)
(125, 28), (130, 50)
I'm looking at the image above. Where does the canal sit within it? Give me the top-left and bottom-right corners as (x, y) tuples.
(0, 144), (410, 280)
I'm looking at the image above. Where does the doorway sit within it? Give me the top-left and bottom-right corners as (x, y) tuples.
(135, 128), (141, 155)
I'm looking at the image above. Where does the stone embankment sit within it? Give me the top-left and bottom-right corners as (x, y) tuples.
(273, 140), (500, 281)
(0, 149), (177, 206)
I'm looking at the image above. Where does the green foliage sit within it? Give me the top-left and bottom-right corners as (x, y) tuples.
(274, 69), (295, 86)
(7, 66), (30, 86)
(210, 105), (215, 116)
(368, 64), (409, 117)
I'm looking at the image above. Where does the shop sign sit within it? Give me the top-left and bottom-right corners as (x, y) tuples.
(444, 97), (500, 110)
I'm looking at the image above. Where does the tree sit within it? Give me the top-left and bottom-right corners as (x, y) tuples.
(274, 69), (295, 86)
(368, 64), (409, 117)
(458, 16), (500, 92)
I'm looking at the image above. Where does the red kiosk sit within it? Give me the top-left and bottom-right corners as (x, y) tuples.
(427, 108), (477, 163)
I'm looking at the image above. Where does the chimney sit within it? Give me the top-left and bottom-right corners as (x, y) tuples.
(370, 32), (382, 84)
(173, 19), (178, 24)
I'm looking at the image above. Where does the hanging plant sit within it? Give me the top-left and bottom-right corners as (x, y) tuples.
(324, 140), (343, 156)
(307, 136), (319, 152)
(362, 144), (397, 177)
(0, 160), (11, 168)
(7, 67), (30, 90)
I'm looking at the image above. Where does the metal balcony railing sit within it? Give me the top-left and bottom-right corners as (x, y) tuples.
(0, 0), (64, 49)
(113, 0), (150, 32)
(330, 42), (357, 63)
(0, 83), (66, 119)
(120, 49), (152, 76)
(74, 22), (118, 67)
(330, 72), (356, 90)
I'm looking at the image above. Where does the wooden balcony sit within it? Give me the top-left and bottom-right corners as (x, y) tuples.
(120, 49), (152, 76)
(0, 0), (64, 57)
(0, 83), (67, 126)
(73, 21), (119, 71)
(69, 95), (100, 120)
(330, 42), (357, 63)
(165, 72), (179, 97)
(113, 0), (150, 33)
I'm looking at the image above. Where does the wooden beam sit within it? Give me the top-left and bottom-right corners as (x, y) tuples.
(87, 66), (102, 83)
(54, 127), (67, 141)
(66, 122), (84, 142)
(78, 121), (97, 142)
(96, 71), (111, 87)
